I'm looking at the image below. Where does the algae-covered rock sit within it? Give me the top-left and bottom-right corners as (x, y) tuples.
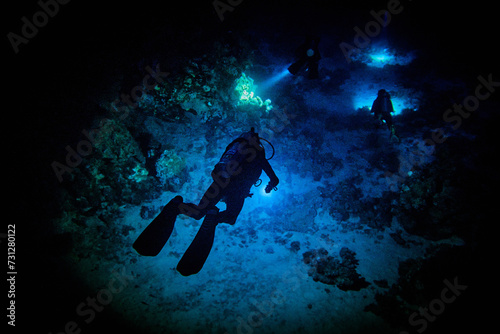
(365, 245), (474, 331)
(155, 149), (188, 191)
(395, 136), (479, 240)
(63, 118), (161, 220)
(303, 247), (370, 291)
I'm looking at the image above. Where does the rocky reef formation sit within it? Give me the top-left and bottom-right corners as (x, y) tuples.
(395, 136), (483, 241)
(302, 247), (370, 291)
(365, 244), (476, 332)
(57, 39), (265, 223)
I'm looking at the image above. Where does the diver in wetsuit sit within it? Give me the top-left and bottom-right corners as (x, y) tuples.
(133, 128), (279, 276)
(288, 35), (321, 79)
(371, 89), (399, 142)
(179, 127), (279, 224)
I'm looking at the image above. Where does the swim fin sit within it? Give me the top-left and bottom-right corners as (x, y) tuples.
(390, 125), (400, 143)
(133, 196), (183, 256)
(177, 208), (219, 276)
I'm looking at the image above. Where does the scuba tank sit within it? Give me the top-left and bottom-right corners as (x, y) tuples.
(377, 90), (393, 113)
(213, 128), (262, 180)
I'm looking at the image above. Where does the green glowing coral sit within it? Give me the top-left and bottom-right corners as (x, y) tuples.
(234, 73), (272, 111)
(128, 164), (149, 183)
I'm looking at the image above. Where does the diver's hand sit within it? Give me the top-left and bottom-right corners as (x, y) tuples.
(265, 178), (279, 193)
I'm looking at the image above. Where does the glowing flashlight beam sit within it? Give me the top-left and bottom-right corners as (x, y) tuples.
(258, 66), (291, 92)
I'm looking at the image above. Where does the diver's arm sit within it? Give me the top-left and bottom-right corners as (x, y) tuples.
(370, 99), (378, 113)
(262, 158), (279, 193)
(388, 99), (395, 113)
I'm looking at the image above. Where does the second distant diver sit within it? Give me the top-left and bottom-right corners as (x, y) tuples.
(371, 89), (399, 143)
(288, 35), (321, 79)
(133, 128), (279, 276)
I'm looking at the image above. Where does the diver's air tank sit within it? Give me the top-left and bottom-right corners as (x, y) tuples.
(212, 129), (257, 180)
(213, 140), (244, 180)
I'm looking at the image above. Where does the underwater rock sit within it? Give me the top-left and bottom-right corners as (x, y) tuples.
(155, 149), (188, 191)
(395, 136), (479, 240)
(290, 241), (301, 253)
(302, 247), (370, 291)
(128, 164), (149, 183)
(365, 245), (474, 330)
(318, 152), (343, 177)
(368, 148), (400, 173)
(121, 225), (135, 236)
(389, 230), (407, 247)
(137, 83), (186, 122)
(373, 279), (389, 289)
(320, 177), (395, 231)
(62, 118), (162, 220)
(140, 205), (157, 220)
(269, 192), (320, 234)
(134, 40), (256, 124)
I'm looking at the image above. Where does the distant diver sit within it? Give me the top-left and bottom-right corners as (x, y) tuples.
(288, 35), (321, 79)
(371, 89), (399, 142)
(133, 127), (279, 276)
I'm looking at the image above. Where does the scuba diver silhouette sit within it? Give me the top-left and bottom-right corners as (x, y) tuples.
(133, 128), (279, 276)
(371, 89), (399, 142)
(288, 35), (321, 79)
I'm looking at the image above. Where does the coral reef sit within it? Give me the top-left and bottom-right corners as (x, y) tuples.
(365, 245), (474, 331)
(234, 72), (272, 112)
(303, 247), (370, 291)
(133, 40), (260, 125)
(395, 136), (480, 240)
(155, 149), (188, 191)
(319, 177), (396, 231)
(128, 164), (149, 183)
(61, 119), (160, 221)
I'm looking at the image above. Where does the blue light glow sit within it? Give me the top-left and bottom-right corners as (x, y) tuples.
(260, 186), (273, 197)
(353, 89), (419, 116)
(368, 49), (395, 67)
(258, 66), (292, 92)
(351, 46), (415, 68)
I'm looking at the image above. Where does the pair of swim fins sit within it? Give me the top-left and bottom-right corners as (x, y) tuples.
(132, 196), (219, 276)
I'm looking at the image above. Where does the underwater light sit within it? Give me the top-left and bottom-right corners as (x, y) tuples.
(353, 90), (418, 116)
(350, 46), (415, 68)
(260, 186), (273, 197)
(370, 52), (392, 63)
(258, 66), (291, 92)
(367, 48), (395, 68)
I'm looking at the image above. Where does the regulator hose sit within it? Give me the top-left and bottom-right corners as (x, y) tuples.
(259, 137), (275, 160)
